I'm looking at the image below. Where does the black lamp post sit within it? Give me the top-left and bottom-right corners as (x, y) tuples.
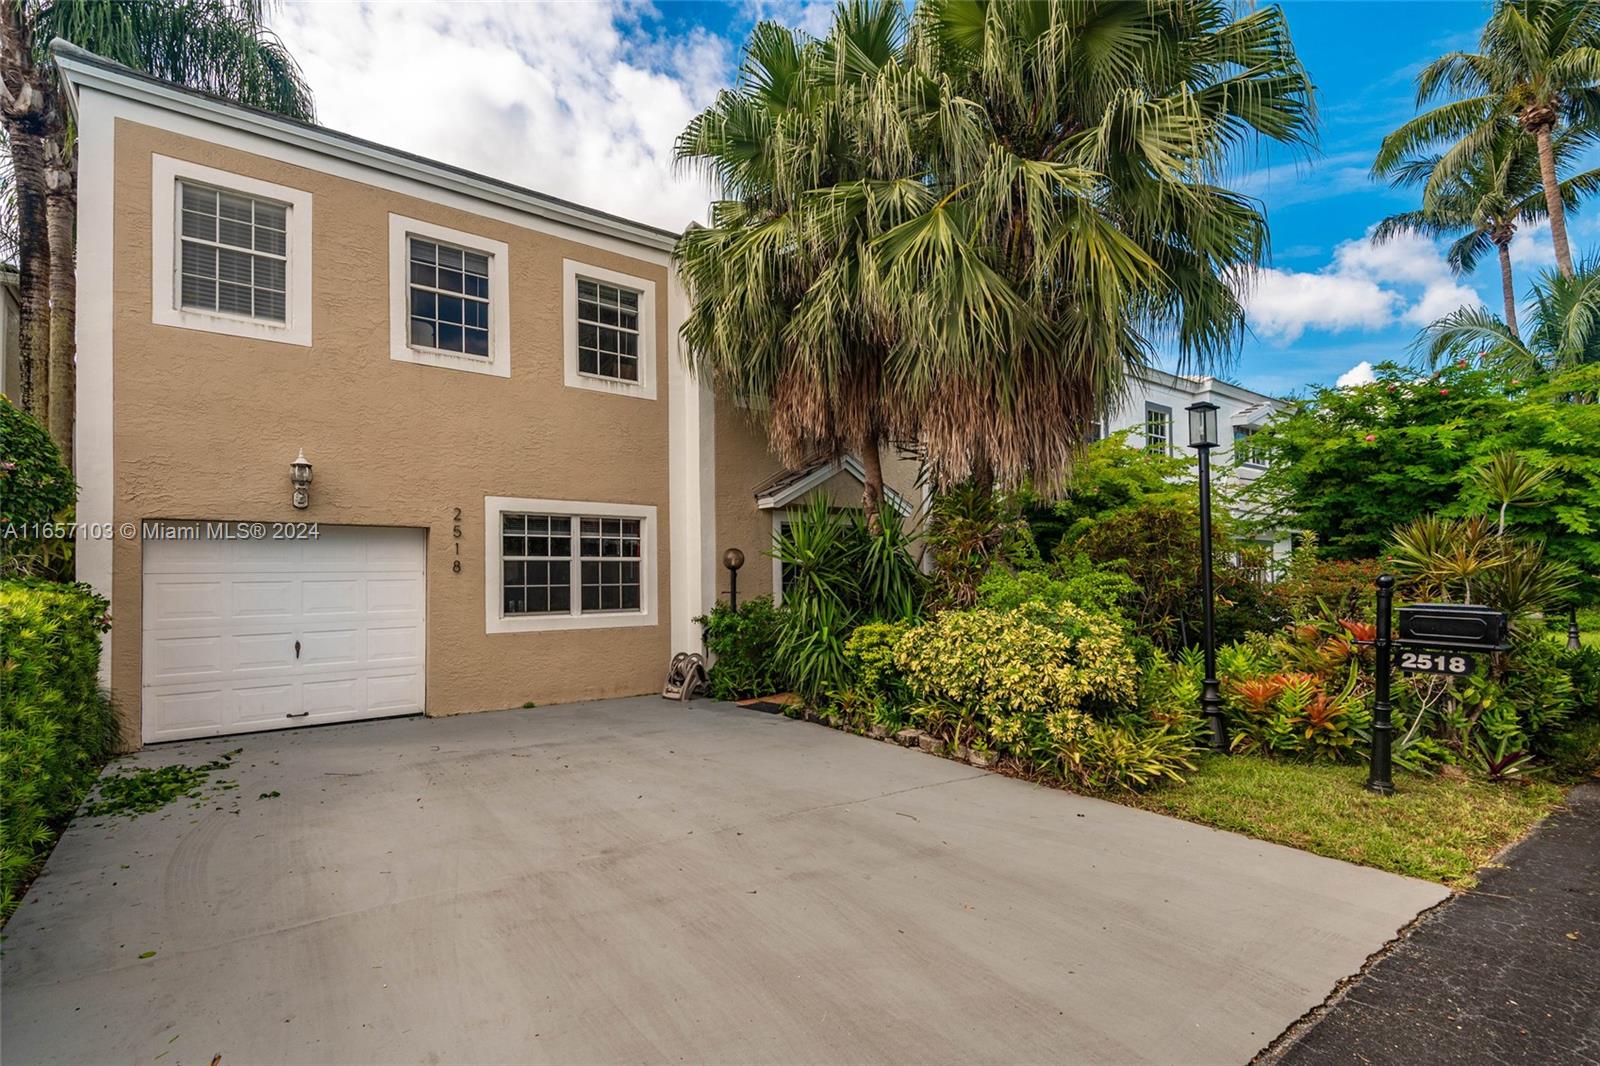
(723, 548), (745, 610)
(1570, 607), (1583, 651)
(1186, 401), (1228, 753)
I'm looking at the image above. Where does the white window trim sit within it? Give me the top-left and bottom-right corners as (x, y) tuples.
(151, 154), (312, 346)
(562, 258), (657, 400)
(389, 214), (511, 378)
(484, 496), (657, 634)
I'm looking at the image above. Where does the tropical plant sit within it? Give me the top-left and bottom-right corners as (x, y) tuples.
(1, 396), (75, 578)
(768, 494), (924, 699)
(1, 0), (315, 459)
(1374, 123), (1600, 338)
(1418, 258), (1600, 372)
(1373, 0), (1600, 278)
(698, 597), (787, 701)
(674, 4), (910, 523)
(922, 482), (1036, 608)
(1023, 430), (1196, 557)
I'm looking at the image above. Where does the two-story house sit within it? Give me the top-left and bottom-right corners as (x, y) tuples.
(56, 43), (917, 748)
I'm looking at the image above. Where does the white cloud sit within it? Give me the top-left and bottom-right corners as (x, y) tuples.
(272, 2), (735, 232)
(1335, 360), (1376, 388)
(1237, 226), (1486, 344)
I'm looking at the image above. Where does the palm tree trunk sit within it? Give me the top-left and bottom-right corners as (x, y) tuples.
(9, 123), (49, 422)
(1495, 236), (1519, 341)
(860, 438), (885, 534)
(45, 153), (74, 466)
(1532, 122), (1574, 278)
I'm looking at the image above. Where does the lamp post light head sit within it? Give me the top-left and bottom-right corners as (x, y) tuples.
(290, 448), (313, 510)
(723, 547), (745, 573)
(1186, 401), (1219, 450)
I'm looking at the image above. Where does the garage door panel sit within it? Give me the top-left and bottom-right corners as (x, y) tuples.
(366, 577), (422, 615)
(147, 580), (226, 625)
(233, 682), (300, 725)
(367, 625), (422, 664)
(231, 631), (298, 672)
(147, 688), (227, 732)
(300, 627), (362, 668)
(231, 579), (296, 619)
(147, 635), (225, 683)
(367, 672), (423, 712)
(302, 578), (361, 615)
(142, 525), (426, 743)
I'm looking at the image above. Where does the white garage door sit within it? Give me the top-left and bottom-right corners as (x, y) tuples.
(142, 525), (426, 743)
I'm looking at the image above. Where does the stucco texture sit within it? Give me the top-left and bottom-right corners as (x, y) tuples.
(107, 119), (684, 744)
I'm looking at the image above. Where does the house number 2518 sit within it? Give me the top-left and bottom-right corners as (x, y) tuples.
(450, 508), (462, 573)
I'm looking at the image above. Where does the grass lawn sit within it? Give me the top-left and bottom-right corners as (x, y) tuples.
(1124, 755), (1566, 889)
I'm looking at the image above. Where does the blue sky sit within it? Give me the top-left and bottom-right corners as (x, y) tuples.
(275, 1), (1582, 398)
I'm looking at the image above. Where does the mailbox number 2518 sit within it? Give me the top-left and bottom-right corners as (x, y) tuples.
(1397, 650), (1473, 676)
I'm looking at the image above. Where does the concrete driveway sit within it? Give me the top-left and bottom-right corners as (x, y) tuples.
(1, 698), (1446, 1065)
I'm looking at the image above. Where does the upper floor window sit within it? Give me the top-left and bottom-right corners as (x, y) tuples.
(388, 214), (510, 378)
(1145, 403), (1172, 455)
(1233, 425), (1268, 467)
(562, 259), (657, 400)
(152, 155), (312, 346)
(576, 278), (641, 383)
(179, 183), (287, 322)
(408, 238), (491, 358)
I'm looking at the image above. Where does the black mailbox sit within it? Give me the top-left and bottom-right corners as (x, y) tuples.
(1397, 603), (1509, 651)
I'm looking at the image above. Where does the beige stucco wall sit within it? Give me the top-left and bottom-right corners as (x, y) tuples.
(107, 119), (680, 745)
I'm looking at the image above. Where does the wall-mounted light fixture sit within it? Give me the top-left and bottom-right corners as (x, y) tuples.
(290, 448), (313, 509)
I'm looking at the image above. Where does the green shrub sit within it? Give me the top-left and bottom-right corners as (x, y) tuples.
(842, 621), (914, 729)
(1277, 538), (1384, 622)
(699, 597), (786, 701)
(1, 579), (117, 918)
(1, 399), (77, 580)
(1557, 644), (1600, 719)
(924, 482), (1036, 609)
(976, 555), (1134, 616)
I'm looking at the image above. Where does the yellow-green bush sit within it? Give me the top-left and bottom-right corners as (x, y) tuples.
(1, 579), (116, 918)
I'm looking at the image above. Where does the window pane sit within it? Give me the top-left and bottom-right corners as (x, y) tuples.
(503, 514), (525, 532)
(437, 245), (462, 270)
(182, 184), (217, 214)
(504, 587), (525, 614)
(181, 275), (216, 310)
(620, 289), (638, 310)
(255, 256), (286, 292)
(599, 351), (618, 378)
(438, 269), (463, 293)
(551, 585), (571, 612)
(255, 202), (287, 231)
(181, 242), (217, 279)
(411, 239), (436, 264)
(255, 289), (286, 321)
(503, 534), (523, 556)
(618, 356), (638, 382)
(465, 328), (489, 357)
(464, 251), (489, 275)
(217, 248), (253, 285)
(581, 585), (599, 612)
(503, 561), (524, 586)
(182, 209), (216, 241)
(410, 318), (436, 348)
(437, 322), (463, 351)
(218, 282), (253, 316)
(255, 227), (286, 256)
(578, 279), (597, 300)
(219, 218), (252, 249)
(218, 192), (252, 222)
(410, 261), (436, 287)
(411, 289), (435, 318)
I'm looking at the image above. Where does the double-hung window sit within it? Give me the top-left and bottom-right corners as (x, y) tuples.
(178, 182), (288, 322)
(491, 499), (653, 632)
(575, 278), (641, 383)
(1145, 403), (1172, 455)
(408, 238), (491, 358)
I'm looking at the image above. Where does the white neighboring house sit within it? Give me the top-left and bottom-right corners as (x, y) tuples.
(0, 267), (22, 405)
(1096, 367), (1290, 572)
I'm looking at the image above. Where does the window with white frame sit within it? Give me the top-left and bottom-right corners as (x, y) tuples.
(575, 277), (642, 382)
(152, 156), (312, 345)
(388, 215), (510, 378)
(486, 497), (655, 632)
(561, 259), (657, 399)
(178, 182), (288, 322)
(1145, 403), (1172, 455)
(408, 237), (491, 357)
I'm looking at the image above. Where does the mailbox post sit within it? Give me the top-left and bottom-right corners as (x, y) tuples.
(1367, 576), (1396, 796)
(1367, 578), (1508, 795)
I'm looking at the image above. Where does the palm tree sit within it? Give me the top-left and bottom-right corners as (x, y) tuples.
(853, 0), (1316, 491)
(1373, 0), (1600, 278)
(0, 0), (314, 461)
(1417, 256), (1600, 370)
(1374, 124), (1600, 339)
(674, 3), (910, 526)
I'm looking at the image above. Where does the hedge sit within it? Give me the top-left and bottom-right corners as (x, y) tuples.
(1, 579), (116, 919)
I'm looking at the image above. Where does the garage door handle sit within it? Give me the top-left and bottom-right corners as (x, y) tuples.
(294, 640), (301, 659)
(287, 712), (309, 719)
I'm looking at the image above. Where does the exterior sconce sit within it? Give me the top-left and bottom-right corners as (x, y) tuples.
(290, 448), (313, 509)
(723, 547), (745, 610)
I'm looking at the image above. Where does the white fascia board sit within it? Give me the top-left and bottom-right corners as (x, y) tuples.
(50, 42), (679, 261)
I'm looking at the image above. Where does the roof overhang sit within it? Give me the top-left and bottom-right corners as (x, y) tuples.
(49, 40), (680, 256)
(755, 456), (914, 517)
